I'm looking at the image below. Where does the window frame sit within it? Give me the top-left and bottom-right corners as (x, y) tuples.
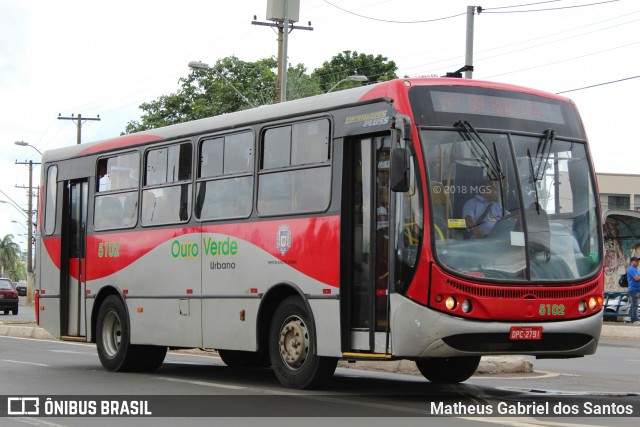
(257, 117), (333, 217)
(44, 164), (58, 236)
(195, 129), (255, 222)
(141, 141), (194, 227)
(94, 151), (141, 231)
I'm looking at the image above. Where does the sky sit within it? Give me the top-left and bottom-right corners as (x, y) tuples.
(0, 0), (637, 251)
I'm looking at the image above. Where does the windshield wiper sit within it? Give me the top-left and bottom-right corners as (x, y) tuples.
(454, 120), (504, 181)
(526, 129), (555, 214)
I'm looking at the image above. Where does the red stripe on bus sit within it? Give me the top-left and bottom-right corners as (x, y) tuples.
(43, 217), (340, 286)
(78, 134), (164, 155)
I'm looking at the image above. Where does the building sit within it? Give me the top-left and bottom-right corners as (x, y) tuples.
(597, 173), (640, 211)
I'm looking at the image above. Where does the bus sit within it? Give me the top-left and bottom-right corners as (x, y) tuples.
(36, 77), (604, 389)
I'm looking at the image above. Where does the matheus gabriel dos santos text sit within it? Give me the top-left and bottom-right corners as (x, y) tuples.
(430, 401), (635, 416)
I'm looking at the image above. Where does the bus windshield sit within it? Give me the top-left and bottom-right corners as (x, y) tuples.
(422, 128), (600, 282)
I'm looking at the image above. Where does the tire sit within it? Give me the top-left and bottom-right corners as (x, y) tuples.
(12, 306), (18, 315)
(3, 310), (8, 315)
(269, 296), (337, 389)
(218, 349), (271, 368)
(96, 295), (166, 372)
(415, 356), (481, 383)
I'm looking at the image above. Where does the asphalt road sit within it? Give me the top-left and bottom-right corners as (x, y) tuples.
(0, 335), (638, 427)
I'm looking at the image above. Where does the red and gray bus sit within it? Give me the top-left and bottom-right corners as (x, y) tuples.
(36, 78), (603, 389)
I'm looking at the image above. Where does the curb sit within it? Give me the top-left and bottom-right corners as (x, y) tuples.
(0, 324), (55, 340)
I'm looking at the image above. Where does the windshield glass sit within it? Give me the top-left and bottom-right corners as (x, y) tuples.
(423, 129), (600, 282)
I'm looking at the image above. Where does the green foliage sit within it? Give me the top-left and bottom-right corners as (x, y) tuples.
(313, 50), (397, 93)
(124, 51), (395, 134)
(0, 234), (21, 280)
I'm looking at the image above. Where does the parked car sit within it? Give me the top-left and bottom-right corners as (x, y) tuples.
(604, 292), (640, 321)
(0, 278), (19, 315)
(15, 282), (27, 297)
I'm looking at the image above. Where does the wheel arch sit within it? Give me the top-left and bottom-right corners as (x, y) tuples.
(256, 282), (317, 356)
(90, 285), (127, 343)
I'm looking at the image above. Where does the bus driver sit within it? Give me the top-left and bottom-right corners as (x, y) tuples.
(463, 178), (508, 238)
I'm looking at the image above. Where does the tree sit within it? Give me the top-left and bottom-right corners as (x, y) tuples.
(125, 56), (280, 133)
(123, 52), (395, 134)
(312, 50), (398, 93)
(0, 234), (20, 279)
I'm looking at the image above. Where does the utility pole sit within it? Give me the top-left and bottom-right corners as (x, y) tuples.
(465, 6), (482, 79)
(15, 160), (40, 305)
(57, 113), (101, 144)
(252, 0), (312, 103)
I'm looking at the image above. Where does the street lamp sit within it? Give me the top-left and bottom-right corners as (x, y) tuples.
(188, 61), (256, 108)
(326, 75), (368, 93)
(14, 142), (41, 305)
(15, 141), (42, 155)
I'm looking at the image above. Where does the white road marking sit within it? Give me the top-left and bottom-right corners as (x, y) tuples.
(473, 371), (561, 380)
(1, 359), (50, 367)
(9, 417), (68, 427)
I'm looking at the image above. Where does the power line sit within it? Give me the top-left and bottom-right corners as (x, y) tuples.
(320, 0), (466, 23)
(482, 0), (621, 14)
(482, 1), (561, 11)
(557, 75), (640, 94)
(480, 40), (640, 79)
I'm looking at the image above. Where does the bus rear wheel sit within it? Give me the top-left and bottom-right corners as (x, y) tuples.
(415, 356), (481, 383)
(269, 296), (337, 389)
(96, 295), (167, 372)
(218, 349), (271, 368)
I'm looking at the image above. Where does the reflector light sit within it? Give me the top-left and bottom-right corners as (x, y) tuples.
(122, 289), (129, 295)
(445, 296), (457, 310)
(186, 289), (193, 294)
(434, 295), (443, 303)
(39, 306), (45, 311)
(137, 307), (143, 313)
(323, 289), (331, 294)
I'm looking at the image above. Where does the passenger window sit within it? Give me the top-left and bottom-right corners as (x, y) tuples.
(44, 165), (58, 235)
(141, 142), (193, 226)
(196, 131), (254, 221)
(258, 118), (331, 216)
(97, 152), (139, 192)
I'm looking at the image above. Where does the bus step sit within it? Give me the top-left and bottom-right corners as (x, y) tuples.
(60, 335), (87, 342)
(342, 352), (393, 360)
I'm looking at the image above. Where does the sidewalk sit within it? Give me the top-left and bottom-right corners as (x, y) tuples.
(1, 315), (636, 376)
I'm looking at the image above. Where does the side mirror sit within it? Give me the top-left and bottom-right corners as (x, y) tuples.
(390, 147), (410, 192)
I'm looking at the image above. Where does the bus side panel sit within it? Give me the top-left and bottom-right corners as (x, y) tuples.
(38, 237), (62, 338)
(309, 299), (341, 357)
(86, 233), (203, 348)
(202, 299), (260, 351)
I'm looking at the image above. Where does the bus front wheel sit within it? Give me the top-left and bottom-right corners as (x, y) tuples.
(269, 296), (337, 389)
(96, 295), (167, 372)
(415, 356), (480, 383)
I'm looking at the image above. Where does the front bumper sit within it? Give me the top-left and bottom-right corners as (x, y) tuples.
(391, 294), (602, 358)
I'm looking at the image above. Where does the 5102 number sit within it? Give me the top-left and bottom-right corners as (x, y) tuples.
(98, 242), (120, 258)
(539, 304), (565, 316)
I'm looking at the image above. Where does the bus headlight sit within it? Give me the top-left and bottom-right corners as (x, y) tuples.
(578, 300), (587, 313)
(588, 297), (597, 311)
(461, 299), (472, 313)
(445, 296), (457, 310)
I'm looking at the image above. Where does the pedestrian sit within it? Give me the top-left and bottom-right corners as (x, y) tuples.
(626, 256), (640, 324)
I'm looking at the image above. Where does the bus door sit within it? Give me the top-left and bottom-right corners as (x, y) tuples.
(61, 180), (88, 338)
(344, 135), (392, 354)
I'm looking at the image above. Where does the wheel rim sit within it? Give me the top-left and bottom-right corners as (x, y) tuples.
(101, 310), (122, 357)
(278, 315), (309, 370)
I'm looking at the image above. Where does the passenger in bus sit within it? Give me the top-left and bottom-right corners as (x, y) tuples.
(463, 178), (508, 238)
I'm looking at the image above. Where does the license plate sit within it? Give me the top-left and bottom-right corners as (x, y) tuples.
(509, 326), (542, 340)
(0, 294), (4, 299)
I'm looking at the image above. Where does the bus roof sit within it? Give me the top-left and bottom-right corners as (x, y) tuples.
(42, 78), (572, 163)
